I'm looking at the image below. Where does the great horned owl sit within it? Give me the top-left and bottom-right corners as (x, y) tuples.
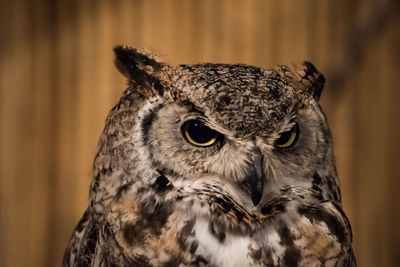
(63, 46), (355, 266)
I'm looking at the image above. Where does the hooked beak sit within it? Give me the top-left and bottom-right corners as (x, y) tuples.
(243, 150), (264, 206)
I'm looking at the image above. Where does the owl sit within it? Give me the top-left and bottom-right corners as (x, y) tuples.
(63, 46), (355, 266)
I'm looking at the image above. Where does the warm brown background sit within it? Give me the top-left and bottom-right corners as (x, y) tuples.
(1, 0), (399, 266)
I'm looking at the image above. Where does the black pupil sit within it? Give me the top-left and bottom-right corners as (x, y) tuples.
(187, 120), (216, 144)
(275, 130), (292, 145)
(275, 123), (299, 147)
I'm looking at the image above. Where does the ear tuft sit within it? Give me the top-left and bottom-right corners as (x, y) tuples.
(114, 45), (167, 82)
(275, 62), (325, 100)
(114, 45), (174, 96)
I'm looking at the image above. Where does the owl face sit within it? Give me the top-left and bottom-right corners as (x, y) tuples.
(102, 46), (339, 215)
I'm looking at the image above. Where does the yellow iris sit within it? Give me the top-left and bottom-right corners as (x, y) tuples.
(275, 124), (299, 148)
(183, 120), (219, 147)
(276, 130), (297, 148)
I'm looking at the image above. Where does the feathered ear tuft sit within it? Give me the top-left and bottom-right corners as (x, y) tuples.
(275, 62), (325, 101)
(114, 46), (170, 95)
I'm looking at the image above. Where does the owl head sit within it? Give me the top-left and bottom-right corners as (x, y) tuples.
(89, 46), (340, 218)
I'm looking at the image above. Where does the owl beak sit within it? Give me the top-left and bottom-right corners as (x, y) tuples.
(244, 151), (264, 206)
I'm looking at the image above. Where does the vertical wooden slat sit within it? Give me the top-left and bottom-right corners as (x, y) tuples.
(251, 0), (274, 68)
(146, 0), (174, 57)
(111, 0), (144, 48)
(28, 0), (54, 265)
(376, 20), (393, 267)
(276, 0), (310, 64)
(219, 0), (233, 62)
(266, 0), (282, 65)
(386, 18), (400, 265)
(52, 0), (79, 265)
(75, 0), (96, 217)
(203, 0), (226, 63)
(0, 0), (11, 265)
(166, 0), (192, 62)
(353, 5), (391, 263)
(222, 0), (253, 63)
(1, 1), (34, 266)
(188, 0), (206, 62)
(199, 0), (215, 62)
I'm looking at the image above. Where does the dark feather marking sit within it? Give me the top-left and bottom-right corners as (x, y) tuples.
(192, 255), (209, 266)
(151, 160), (180, 178)
(313, 172), (322, 185)
(326, 179), (333, 193)
(298, 204), (347, 243)
(334, 187), (341, 203)
(153, 80), (164, 96)
(278, 220), (300, 267)
(209, 220), (226, 243)
(62, 211), (90, 267)
(141, 103), (163, 145)
(249, 247), (262, 261)
(177, 218), (196, 251)
(74, 209), (90, 233)
(190, 105), (206, 115)
(302, 61), (325, 100)
(283, 246), (301, 267)
(261, 198), (288, 215)
(116, 181), (134, 199)
(332, 201), (353, 241)
(311, 184), (324, 201)
(260, 205), (273, 215)
(190, 240), (199, 254)
(311, 172), (325, 201)
(163, 255), (184, 267)
(128, 255), (152, 267)
(280, 185), (291, 194)
(151, 172), (173, 193)
(276, 203), (285, 212)
(215, 196), (246, 223)
(248, 244), (276, 266)
(139, 196), (174, 237)
(205, 184), (255, 223)
(122, 222), (146, 246)
(77, 222), (98, 266)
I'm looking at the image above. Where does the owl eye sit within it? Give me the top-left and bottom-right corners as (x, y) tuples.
(275, 123), (299, 148)
(182, 120), (219, 147)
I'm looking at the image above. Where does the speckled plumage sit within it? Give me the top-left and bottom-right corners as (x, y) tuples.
(63, 46), (355, 267)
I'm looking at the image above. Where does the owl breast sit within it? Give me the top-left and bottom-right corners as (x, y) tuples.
(110, 177), (351, 267)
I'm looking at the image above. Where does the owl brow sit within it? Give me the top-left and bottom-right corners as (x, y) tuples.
(189, 105), (205, 115)
(279, 118), (298, 132)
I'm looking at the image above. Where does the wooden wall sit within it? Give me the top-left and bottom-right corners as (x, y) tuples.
(0, 0), (399, 266)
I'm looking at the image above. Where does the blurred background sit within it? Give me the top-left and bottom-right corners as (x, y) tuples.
(0, 0), (399, 266)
